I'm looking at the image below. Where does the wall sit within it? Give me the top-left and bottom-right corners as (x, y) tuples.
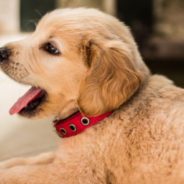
(57, 0), (116, 15)
(0, 0), (19, 33)
(154, 0), (184, 39)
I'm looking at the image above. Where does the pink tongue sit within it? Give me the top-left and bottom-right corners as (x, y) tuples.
(9, 87), (45, 115)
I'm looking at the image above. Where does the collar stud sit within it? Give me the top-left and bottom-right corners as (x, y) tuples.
(60, 128), (67, 135)
(81, 117), (90, 126)
(69, 124), (77, 132)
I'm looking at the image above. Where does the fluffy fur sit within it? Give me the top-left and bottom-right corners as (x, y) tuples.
(0, 8), (184, 184)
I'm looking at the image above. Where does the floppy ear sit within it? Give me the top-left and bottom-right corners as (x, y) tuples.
(77, 39), (144, 116)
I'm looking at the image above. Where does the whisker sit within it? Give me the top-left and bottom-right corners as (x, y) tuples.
(25, 19), (39, 27)
(35, 9), (43, 18)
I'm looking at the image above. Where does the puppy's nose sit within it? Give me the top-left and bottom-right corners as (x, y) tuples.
(0, 48), (8, 65)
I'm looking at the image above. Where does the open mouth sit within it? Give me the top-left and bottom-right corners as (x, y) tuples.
(9, 87), (46, 116)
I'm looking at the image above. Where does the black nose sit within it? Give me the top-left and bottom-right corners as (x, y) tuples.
(0, 48), (8, 65)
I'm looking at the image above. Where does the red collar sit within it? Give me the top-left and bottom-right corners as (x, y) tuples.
(53, 111), (112, 138)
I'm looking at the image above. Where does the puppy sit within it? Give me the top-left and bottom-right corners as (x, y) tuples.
(0, 8), (184, 184)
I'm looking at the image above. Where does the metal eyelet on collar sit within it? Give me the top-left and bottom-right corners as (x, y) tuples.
(60, 127), (67, 135)
(81, 117), (90, 126)
(69, 124), (77, 132)
(53, 127), (63, 138)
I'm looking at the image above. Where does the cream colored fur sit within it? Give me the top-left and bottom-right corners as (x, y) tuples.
(0, 8), (184, 184)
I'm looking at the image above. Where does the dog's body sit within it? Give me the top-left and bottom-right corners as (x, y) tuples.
(0, 8), (184, 184)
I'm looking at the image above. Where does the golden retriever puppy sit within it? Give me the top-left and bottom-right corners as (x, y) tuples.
(0, 8), (184, 184)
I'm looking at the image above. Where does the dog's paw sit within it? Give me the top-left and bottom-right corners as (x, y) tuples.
(0, 158), (24, 169)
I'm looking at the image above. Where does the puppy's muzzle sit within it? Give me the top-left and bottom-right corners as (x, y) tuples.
(0, 48), (8, 65)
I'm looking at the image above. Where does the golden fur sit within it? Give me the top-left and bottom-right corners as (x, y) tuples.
(0, 8), (184, 184)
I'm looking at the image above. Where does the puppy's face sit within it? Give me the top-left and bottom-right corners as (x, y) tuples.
(0, 8), (147, 120)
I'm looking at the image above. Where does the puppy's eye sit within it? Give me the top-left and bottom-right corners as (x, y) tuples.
(45, 43), (59, 54)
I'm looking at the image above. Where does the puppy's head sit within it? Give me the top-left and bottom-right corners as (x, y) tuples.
(0, 8), (149, 119)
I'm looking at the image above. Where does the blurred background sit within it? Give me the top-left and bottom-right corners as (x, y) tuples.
(0, 0), (183, 161)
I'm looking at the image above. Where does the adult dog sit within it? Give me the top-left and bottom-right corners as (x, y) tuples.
(0, 8), (184, 184)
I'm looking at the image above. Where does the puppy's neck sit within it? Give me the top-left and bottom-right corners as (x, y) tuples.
(56, 100), (79, 120)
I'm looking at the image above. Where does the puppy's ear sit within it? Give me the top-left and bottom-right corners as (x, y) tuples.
(77, 40), (144, 116)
